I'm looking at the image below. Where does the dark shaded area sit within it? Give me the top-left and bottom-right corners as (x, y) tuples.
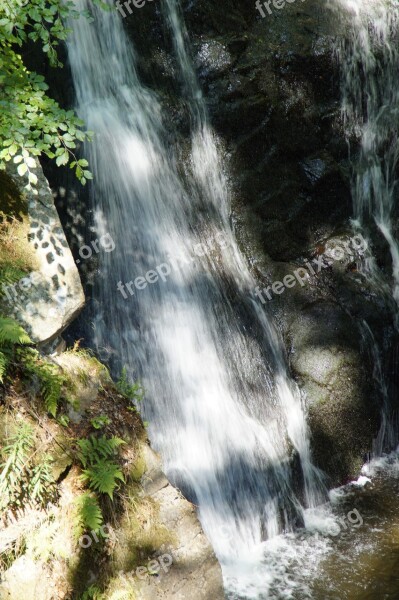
(0, 172), (27, 218)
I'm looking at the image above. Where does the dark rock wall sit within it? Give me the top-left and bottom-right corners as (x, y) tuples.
(122, 0), (397, 486)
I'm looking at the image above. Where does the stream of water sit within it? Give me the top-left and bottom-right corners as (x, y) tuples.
(331, 0), (399, 452)
(66, 0), (399, 597)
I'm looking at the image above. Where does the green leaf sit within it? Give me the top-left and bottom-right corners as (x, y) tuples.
(17, 163), (28, 176)
(25, 157), (36, 168)
(55, 151), (69, 166)
(28, 172), (38, 185)
(0, 4), (93, 185)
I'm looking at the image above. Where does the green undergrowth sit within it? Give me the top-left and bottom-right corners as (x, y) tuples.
(0, 322), (172, 599)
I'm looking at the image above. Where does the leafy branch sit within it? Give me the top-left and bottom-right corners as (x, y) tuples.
(0, 0), (98, 187)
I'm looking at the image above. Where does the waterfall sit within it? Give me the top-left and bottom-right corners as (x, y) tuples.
(66, 0), (325, 594)
(331, 0), (399, 453)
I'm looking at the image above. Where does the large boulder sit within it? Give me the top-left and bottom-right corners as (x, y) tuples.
(288, 301), (380, 485)
(0, 161), (84, 344)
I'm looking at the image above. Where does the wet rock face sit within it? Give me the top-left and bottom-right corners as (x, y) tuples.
(182, 0), (350, 260)
(173, 0), (393, 483)
(287, 301), (380, 486)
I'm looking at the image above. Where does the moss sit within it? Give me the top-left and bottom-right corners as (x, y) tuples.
(63, 346), (112, 385)
(129, 451), (146, 483)
(0, 215), (38, 276)
(102, 576), (137, 600)
(111, 483), (175, 574)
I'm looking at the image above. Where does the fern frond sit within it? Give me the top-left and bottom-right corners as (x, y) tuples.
(77, 435), (125, 468)
(81, 461), (124, 499)
(42, 378), (62, 417)
(0, 265), (26, 290)
(0, 317), (31, 345)
(29, 455), (55, 504)
(22, 349), (65, 417)
(116, 367), (144, 403)
(0, 350), (9, 382)
(73, 492), (104, 538)
(80, 585), (104, 600)
(0, 423), (35, 510)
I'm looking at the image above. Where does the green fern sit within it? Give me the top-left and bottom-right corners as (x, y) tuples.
(81, 460), (124, 499)
(0, 265), (26, 291)
(0, 349), (9, 382)
(22, 349), (65, 416)
(0, 317), (31, 382)
(0, 424), (56, 512)
(77, 435), (125, 502)
(73, 492), (104, 538)
(0, 422), (34, 510)
(40, 367), (63, 417)
(0, 317), (32, 345)
(80, 585), (104, 600)
(77, 435), (125, 468)
(29, 454), (56, 504)
(116, 367), (144, 404)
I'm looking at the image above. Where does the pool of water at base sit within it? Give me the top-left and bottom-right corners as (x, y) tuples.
(223, 451), (399, 600)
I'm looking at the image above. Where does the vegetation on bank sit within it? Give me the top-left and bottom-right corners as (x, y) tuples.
(0, 317), (153, 597)
(0, 0), (98, 189)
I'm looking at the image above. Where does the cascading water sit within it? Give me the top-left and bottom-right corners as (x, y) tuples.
(331, 0), (399, 454)
(66, 0), (325, 596)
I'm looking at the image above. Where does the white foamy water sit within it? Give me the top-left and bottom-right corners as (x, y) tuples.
(327, 0), (399, 458)
(66, 0), (326, 596)
(331, 0), (399, 296)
